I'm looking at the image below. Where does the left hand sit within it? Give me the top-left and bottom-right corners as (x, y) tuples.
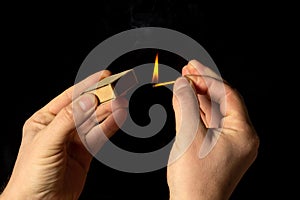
(0, 70), (128, 200)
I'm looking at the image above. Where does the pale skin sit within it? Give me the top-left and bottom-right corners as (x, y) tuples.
(167, 60), (259, 200)
(0, 70), (128, 200)
(0, 60), (259, 200)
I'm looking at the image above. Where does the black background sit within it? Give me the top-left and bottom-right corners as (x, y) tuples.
(0, 1), (295, 199)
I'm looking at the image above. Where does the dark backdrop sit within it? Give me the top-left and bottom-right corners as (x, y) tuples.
(1, 1), (293, 199)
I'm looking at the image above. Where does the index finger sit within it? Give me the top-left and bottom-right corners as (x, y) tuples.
(41, 70), (111, 115)
(183, 59), (223, 81)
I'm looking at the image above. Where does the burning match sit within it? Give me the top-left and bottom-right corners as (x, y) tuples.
(151, 53), (175, 87)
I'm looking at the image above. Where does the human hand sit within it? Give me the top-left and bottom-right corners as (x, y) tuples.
(167, 60), (259, 200)
(0, 70), (128, 200)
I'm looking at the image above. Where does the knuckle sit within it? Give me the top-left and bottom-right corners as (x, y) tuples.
(239, 127), (260, 160)
(23, 111), (54, 133)
(249, 133), (260, 156)
(60, 106), (74, 124)
(23, 118), (32, 132)
(32, 112), (52, 125)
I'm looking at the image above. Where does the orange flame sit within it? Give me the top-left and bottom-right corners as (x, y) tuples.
(152, 53), (159, 83)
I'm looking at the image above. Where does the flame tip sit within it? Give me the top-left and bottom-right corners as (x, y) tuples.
(152, 53), (159, 83)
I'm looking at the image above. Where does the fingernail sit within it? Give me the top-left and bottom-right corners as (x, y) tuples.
(189, 59), (200, 69)
(182, 65), (191, 74)
(78, 94), (96, 111)
(174, 77), (190, 92)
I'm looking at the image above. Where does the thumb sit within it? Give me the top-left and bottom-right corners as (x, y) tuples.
(170, 77), (205, 163)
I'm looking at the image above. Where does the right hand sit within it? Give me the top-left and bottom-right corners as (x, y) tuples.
(167, 60), (259, 200)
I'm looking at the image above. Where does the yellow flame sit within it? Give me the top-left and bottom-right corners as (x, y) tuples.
(152, 53), (159, 83)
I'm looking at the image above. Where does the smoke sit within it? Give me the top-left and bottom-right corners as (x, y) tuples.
(129, 0), (177, 28)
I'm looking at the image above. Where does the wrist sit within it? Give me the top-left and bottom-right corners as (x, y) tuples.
(168, 184), (227, 200)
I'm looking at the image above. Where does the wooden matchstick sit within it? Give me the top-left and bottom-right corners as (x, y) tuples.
(152, 75), (198, 87)
(152, 81), (176, 87)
